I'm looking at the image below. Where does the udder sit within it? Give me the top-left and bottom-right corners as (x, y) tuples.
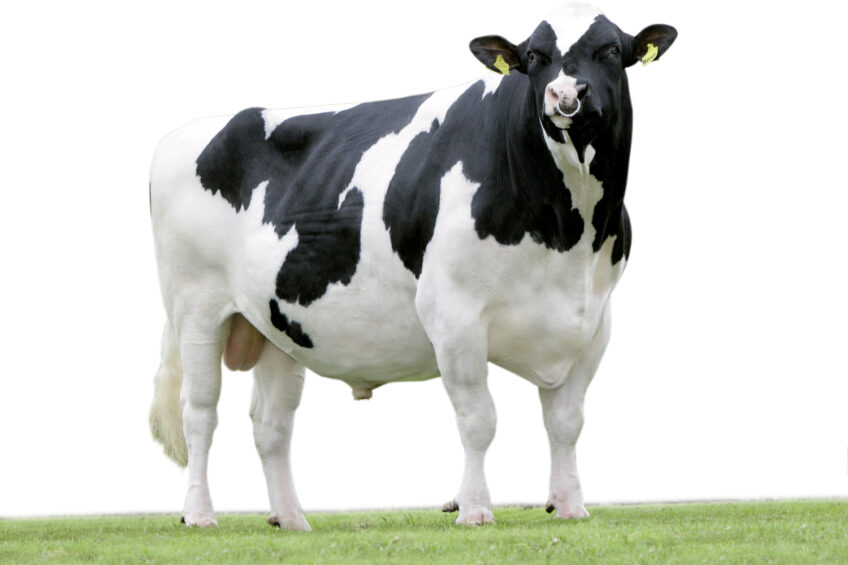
(223, 313), (266, 371)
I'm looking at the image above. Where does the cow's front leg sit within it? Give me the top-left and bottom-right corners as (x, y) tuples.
(250, 341), (310, 531)
(539, 381), (591, 519)
(539, 306), (610, 520)
(179, 336), (224, 528)
(433, 327), (496, 525)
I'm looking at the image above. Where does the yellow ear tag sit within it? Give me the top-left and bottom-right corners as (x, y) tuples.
(494, 54), (511, 75)
(642, 43), (659, 66)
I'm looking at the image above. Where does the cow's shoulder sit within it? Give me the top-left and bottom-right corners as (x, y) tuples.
(383, 76), (587, 278)
(382, 81), (500, 277)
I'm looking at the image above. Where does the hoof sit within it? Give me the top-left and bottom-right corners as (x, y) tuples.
(441, 500), (459, 513)
(456, 507), (495, 525)
(181, 514), (218, 528)
(267, 514), (311, 531)
(546, 500), (590, 519)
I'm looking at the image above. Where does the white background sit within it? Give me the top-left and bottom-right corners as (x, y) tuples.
(1, 0), (846, 518)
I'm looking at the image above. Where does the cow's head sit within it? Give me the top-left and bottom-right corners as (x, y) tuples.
(470, 4), (676, 140)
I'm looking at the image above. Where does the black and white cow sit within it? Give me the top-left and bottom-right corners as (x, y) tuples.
(149, 3), (676, 529)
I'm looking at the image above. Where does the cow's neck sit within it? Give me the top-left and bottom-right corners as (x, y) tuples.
(500, 79), (632, 256)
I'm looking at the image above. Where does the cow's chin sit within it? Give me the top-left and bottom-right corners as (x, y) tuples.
(545, 106), (605, 138)
(541, 113), (578, 142)
(546, 113), (574, 130)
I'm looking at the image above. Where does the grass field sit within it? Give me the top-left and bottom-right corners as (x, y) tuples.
(1, 500), (846, 564)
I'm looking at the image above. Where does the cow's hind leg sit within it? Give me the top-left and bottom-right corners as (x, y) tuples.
(250, 340), (310, 531)
(539, 306), (611, 520)
(177, 319), (227, 528)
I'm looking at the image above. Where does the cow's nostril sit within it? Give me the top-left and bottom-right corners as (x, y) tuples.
(576, 83), (589, 101)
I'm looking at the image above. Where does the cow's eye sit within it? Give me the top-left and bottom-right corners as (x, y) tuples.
(527, 51), (550, 66)
(609, 46), (621, 57)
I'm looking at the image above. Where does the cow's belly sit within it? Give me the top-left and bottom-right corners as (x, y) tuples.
(264, 314), (439, 387)
(229, 193), (440, 386)
(253, 273), (440, 386)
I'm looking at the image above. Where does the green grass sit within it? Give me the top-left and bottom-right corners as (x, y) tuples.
(1, 500), (846, 564)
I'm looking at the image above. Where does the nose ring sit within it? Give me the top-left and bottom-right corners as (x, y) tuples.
(554, 97), (581, 118)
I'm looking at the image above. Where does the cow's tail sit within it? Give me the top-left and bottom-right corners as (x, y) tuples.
(149, 320), (188, 467)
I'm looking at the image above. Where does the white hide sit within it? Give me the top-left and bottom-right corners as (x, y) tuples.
(546, 3), (602, 54)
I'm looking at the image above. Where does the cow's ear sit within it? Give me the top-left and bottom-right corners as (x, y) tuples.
(470, 36), (524, 75)
(627, 25), (677, 67)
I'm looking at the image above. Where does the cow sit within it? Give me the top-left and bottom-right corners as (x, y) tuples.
(148, 3), (676, 530)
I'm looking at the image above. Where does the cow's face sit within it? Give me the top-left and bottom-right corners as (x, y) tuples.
(471, 4), (676, 140)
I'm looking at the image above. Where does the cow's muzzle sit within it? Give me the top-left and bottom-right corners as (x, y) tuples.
(552, 83), (589, 118)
